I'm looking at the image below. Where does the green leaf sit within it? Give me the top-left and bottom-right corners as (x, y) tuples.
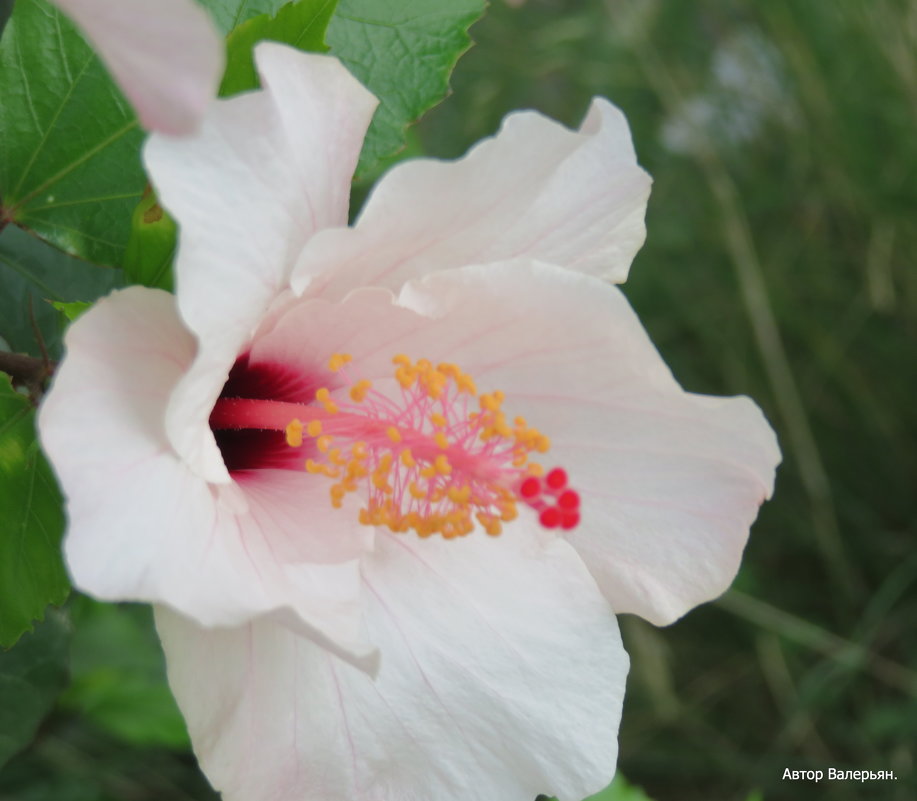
(61, 597), (189, 749)
(0, 0), (145, 266)
(48, 300), (91, 322)
(542, 776), (659, 801)
(0, 375), (69, 648)
(0, 610), (69, 769)
(202, 0), (292, 35)
(586, 776), (658, 801)
(220, 0), (338, 96)
(0, 226), (120, 359)
(327, 0), (486, 176)
(122, 190), (177, 291)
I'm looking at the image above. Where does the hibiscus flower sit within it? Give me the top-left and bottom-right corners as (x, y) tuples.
(52, 0), (223, 135)
(40, 43), (780, 801)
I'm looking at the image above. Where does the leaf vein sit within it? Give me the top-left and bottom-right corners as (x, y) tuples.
(15, 120), (140, 211)
(9, 55), (95, 202)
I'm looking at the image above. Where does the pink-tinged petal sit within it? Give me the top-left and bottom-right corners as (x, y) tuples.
(144, 43), (378, 483)
(39, 288), (375, 668)
(156, 529), (626, 801)
(245, 287), (419, 384)
(391, 261), (780, 624)
(54, 0), (223, 135)
(293, 98), (651, 300)
(236, 261), (776, 622)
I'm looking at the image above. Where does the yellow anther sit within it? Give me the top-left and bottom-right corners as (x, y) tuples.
(400, 449), (416, 468)
(492, 414), (512, 439)
(386, 426), (402, 444)
(475, 512), (502, 537)
(420, 464), (436, 479)
(535, 435), (550, 453)
(514, 416), (527, 427)
(480, 393), (502, 412)
(392, 354), (411, 366)
(499, 502), (518, 522)
(395, 366), (416, 389)
(305, 459), (322, 474)
(377, 452), (393, 473)
(456, 373), (477, 395)
(306, 419), (323, 437)
(350, 379), (372, 402)
(316, 435), (333, 453)
(495, 486), (515, 502)
(351, 441), (368, 460)
(328, 447), (346, 466)
(430, 413), (447, 428)
(434, 431), (449, 450)
(434, 454), (452, 475)
(327, 353), (352, 372)
(447, 485), (471, 503)
(423, 371), (447, 399)
(409, 482), (427, 500)
(315, 387), (339, 414)
(284, 419), (303, 448)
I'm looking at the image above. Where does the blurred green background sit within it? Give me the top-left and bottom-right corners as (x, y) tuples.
(2, 0), (915, 799)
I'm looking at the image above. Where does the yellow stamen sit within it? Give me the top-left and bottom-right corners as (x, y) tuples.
(284, 419), (303, 447)
(297, 353), (561, 541)
(315, 387), (339, 414)
(327, 352), (352, 372)
(350, 379), (372, 402)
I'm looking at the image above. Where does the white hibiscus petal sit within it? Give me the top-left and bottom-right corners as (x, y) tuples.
(293, 98), (651, 299)
(144, 44), (378, 483)
(156, 529), (626, 801)
(54, 0), (223, 135)
(355, 260), (777, 624)
(39, 288), (374, 667)
(226, 259), (777, 622)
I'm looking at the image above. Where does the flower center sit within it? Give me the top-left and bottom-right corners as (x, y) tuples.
(210, 354), (580, 539)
